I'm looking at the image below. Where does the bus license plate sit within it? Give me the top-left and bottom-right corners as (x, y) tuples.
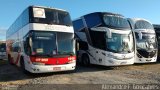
(53, 67), (61, 71)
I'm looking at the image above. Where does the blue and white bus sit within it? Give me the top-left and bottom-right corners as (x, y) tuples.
(73, 12), (135, 66)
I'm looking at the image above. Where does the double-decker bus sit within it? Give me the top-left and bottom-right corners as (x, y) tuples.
(153, 24), (160, 61)
(73, 12), (135, 66)
(6, 6), (76, 73)
(128, 18), (158, 63)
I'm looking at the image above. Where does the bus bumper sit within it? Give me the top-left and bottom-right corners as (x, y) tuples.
(0, 55), (7, 60)
(26, 63), (76, 73)
(134, 57), (157, 63)
(100, 58), (134, 66)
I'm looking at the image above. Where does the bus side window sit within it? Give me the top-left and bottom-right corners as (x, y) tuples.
(12, 42), (20, 52)
(135, 32), (139, 39)
(79, 41), (88, 50)
(24, 37), (31, 55)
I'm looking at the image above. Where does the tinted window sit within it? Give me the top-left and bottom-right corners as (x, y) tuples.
(89, 30), (106, 50)
(103, 14), (130, 29)
(135, 20), (153, 29)
(7, 8), (29, 37)
(57, 32), (75, 55)
(0, 43), (6, 52)
(32, 31), (57, 55)
(84, 13), (102, 28)
(30, 8), (72, 26)
(73, 19), (84, 32)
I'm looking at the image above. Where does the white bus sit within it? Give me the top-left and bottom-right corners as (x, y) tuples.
(128, 18), (158, 63)
(0, 41), (7, 60)
(153, 24), (160, 61)
(73, 12), (135, 66)
(6, 6), (76, 73)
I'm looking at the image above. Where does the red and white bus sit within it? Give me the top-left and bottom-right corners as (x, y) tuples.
(6, 6), (76, 73)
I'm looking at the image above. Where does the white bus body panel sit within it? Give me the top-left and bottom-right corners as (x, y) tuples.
(78, 45), (134, 66)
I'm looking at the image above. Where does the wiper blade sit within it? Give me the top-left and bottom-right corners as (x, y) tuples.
(68, 52), (74, 56)
(58, 51), (74, 56)
(31, 54), (51, 57)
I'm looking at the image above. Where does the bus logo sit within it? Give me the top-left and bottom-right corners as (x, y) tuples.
(122, 55), (126, 59)
(33, 8), (46, 18)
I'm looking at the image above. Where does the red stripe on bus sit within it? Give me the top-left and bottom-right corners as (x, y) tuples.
(30, 56), (76, 65)
(11, 57), (14, 64)
(15, 53), (21, 65)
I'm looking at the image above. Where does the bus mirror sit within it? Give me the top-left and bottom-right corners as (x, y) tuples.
(25, 37), (32, 55)
(29, 37), (32, 48)
(138, 32), (142, 40)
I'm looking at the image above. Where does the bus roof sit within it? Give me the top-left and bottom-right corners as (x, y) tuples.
(81, 12), (124, 18)
(30, 5), (67, 12)
(129, 18), (153, 25)
(73, 12), (124, 21)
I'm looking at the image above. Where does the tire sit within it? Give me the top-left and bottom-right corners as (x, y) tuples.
(8, 55), (13, 65)
(20, 57), (30, 74)
(82, 54), (90, 66)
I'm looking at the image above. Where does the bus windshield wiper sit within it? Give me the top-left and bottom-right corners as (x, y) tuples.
(58, 51), (74, 56)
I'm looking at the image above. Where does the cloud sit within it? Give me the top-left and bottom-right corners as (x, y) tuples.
(0, 27), (7, 41)
(0, 28), (7, 34)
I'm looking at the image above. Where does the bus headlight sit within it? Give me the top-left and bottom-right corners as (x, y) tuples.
(68, 60), (76, 64)
(68, 56), (76, 64)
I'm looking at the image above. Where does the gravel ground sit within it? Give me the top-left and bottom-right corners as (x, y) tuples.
(0, 60), (160, 89)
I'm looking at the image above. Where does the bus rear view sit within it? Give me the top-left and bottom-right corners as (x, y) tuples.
(6, 6), (76, 73)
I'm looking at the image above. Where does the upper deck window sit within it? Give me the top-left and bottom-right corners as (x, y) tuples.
(30, 7), (72, 26)
(103, 14), (130, 29)
(135, 20), (154, 29)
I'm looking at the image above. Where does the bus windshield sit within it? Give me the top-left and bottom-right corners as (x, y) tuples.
(106, 32), (134, 53)
(31, 31), (57, 56)
(31, 8), (72, 26)
(103, 14), (130, 29)
(135, 32), (157, 51)
(57, 32), (75, 55)
(29, 31), (74, 56)
(0, 43), (6, 52)
(135, 20), (154, 29)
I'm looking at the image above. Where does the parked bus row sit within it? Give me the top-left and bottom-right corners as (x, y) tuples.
(5, 5), (159, 74)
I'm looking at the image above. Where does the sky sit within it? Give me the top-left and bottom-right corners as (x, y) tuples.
(0, 0), (160, 40)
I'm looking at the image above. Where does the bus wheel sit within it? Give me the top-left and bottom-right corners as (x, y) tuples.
(8, 55), (13, 65)
(20, 57), (30, 74)
(82, 54), (90, 66)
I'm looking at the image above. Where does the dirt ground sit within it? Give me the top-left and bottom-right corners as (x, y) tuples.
(0, 60), (160, 89)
